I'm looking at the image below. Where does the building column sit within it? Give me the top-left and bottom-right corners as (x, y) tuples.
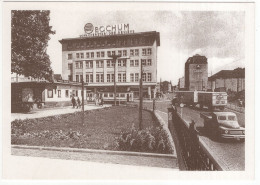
(148, 86), (151, 100)
(82, 60), (86, 82)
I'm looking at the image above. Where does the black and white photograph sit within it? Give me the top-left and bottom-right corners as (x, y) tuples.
(1, 1), (256, 182)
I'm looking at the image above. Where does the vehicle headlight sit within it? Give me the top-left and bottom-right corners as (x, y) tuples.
(225, 130), (229, 134)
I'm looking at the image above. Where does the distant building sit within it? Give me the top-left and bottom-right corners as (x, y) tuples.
(184, 54), (208, 91)
(208, 68), (245, 92)
(178, 77), (185, 90)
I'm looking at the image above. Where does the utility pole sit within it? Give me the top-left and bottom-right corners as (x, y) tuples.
(109, 54), (121, 106)
(139, 61), (143, 130)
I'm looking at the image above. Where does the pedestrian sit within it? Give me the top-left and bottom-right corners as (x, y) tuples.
(77, 97), (81, 109)
(71, 95), (76, 108)
(100, 97), (104, 106)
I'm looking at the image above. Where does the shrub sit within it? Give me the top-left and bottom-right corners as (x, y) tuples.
(115, 124), (172, 154)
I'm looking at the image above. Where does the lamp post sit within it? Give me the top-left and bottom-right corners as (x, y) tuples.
(108, 54), (121, 106)
(139, 60), (143, 130)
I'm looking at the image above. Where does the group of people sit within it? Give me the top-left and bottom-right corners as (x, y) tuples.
(71, 95), (81, 109)
(71, 94), (104, 108)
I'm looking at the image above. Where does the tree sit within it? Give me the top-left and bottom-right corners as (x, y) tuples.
(11, 10), (55, 81)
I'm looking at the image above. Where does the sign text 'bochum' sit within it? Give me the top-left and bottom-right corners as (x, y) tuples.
(80, 23), (135, 37)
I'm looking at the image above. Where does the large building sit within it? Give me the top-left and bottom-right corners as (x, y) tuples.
(208, 68), (245, 92)
(59, 30), (160, 99)
(184, 54), (208, 91)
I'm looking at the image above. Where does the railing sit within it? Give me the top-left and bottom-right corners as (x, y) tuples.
(168, 107), (224, 171)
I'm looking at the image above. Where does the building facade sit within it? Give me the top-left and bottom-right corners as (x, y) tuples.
(184, 54), (208, 91)
(59, 31), (160, 99)
(208, 68), (245, 92)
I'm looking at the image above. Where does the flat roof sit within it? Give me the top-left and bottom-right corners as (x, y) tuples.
(59, 31), (160, 46)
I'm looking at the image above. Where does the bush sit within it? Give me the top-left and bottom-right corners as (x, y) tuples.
(115, 124), (173, 154)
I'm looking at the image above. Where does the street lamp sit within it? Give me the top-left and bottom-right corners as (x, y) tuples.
(108, 54), (121, 106)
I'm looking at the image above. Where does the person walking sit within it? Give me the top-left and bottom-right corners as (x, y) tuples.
(71, 95), (76, 108)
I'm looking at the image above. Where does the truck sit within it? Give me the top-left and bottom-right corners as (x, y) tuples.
(200, 112), (245, 141)
(175, 91), (227, 110)
(198, 92), (227, 110)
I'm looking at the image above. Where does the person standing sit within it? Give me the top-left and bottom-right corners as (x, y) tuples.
(71, 95), (76, 108)
(77, 97), (81, 109)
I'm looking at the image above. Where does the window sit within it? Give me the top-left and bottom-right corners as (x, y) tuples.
(135, 73), (139, 82)
(90, 74), (93, 82)
(228, 116), (237, 121)
(68, 54), (72, 59)
(123, 50), (127, 56)
(142, 73), (146, 82)
(118, 50), (122, 56)
(118, 60), (122, 67)
(91, 52), (94, 58)
(123, 73), (126, 82)
(118, 73), (122, 82)
(135, 49), (139, 56)
(76, 75), (79, 82)
(135, 60), (139, 66)
(101, 51), (105, 57)
(48, 89), (53, 98)
(75, 62), (79, 69)
(86, 74), (89, 83)
(68, 63), (72, 70)
(107, 51), (111, 57)
(86, 61), (93, 68)
(96, 74), (100, 83)
(147, 73), (152, 82)
(147, 48), (152, 55)
(76, 53), (80, 58)
(130, 49), (134, 56)
(130, 60), (134, 67)
(80, 53), (84, 58)
(112, 51), (115, 55)
(96, 60), (104, 68)
(80, 75), (83, 82)
(142, 49), (146, 56)
(86, 52), (89, 58)
(100, 74), (104, 82)
(218, 116), (226, 120)
(107, 74), (111, 82)
(97, 52), (100, 58)
(141, 59), (146, 66)
(111, 74), (114, 82)
(65, 90), (69, 98)
(79, 62), (83, 69)
(68, 75), (72, 81)
(122, 59), (126, 67)
(58, 90), (61, 98)
(147, 59), (152, 66)
(130, 73), (134, 82)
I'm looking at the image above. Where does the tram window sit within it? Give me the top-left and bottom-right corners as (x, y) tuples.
(104, 93), (108, 97)
(116, 94), (119, 97)
(109, 93), (113, 98)
(120, 94), (125, 98)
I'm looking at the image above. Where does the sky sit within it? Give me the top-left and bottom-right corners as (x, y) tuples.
(47, 10), (245, 85)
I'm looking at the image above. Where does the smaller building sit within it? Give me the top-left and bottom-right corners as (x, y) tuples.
(208, 68), (245, 92)
(178, 77), (185, 90)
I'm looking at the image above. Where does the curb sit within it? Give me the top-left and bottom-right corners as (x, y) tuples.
(12, 145), (176, 159)
(154, 111), (177, 157)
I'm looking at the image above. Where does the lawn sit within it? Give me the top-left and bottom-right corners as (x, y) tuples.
(11, 106), (159, 151)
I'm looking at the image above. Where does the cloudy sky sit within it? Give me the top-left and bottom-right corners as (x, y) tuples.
(47, 10), (245, 85)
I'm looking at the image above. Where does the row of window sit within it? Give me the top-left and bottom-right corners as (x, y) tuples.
(67, 48), (152, 60)
(73, 59), (152, 69)
(74, 73), (152, 83)
(67, 38), (154, 50)
(47, 89), (93, 99)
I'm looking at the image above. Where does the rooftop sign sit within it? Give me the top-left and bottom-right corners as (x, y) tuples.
(80, 23), (134, 37)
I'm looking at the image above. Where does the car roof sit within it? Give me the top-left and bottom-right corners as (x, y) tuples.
(213, 112), (236, 116)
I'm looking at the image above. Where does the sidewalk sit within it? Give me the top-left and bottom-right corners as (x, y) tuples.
(11, 104), (111, 121)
